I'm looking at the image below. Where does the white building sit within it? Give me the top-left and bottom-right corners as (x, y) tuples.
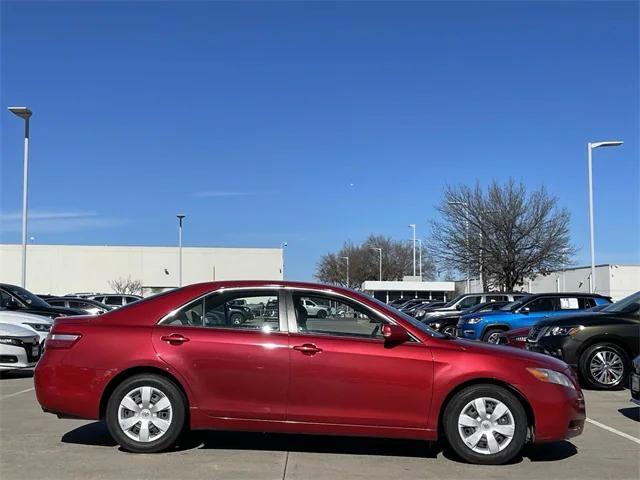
(455, 264), (639, 302)
(0, 244), (283, 296)
(361, 278), (456, 303)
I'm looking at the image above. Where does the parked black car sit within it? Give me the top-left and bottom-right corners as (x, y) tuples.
(42, 296), (112, 315)
(424, 300), (511, 335)
(0, 283), (85, 319)
(526, 291), (640, 390)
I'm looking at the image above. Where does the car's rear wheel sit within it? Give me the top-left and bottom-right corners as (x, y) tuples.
(443, 384), (527, 465)
(230, 312), (244, 325)
(579, 343), (629, 390)
(482, 328), (503, 344)
(106, 374), (186, 453)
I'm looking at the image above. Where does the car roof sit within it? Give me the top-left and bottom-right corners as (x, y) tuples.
(521, 292), (610, 299)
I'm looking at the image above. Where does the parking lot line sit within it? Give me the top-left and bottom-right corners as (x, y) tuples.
(586, 417), (640, 445)
(0, 387), (34, 400)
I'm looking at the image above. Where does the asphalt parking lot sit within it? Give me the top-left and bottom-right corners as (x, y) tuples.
(1, 370), (638, 480)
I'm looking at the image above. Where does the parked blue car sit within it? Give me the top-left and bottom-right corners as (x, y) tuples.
(456, 292), (612, 343)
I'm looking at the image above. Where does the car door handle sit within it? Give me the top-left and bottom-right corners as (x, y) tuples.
(160, 334), (190, 345)
(293, 343), (322, 355)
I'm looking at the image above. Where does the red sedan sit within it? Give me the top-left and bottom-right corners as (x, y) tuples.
(35, 281), (584, 465)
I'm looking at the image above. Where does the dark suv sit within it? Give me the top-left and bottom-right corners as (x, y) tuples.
(526, 292), (639, 390)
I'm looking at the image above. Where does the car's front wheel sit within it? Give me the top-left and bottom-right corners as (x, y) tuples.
(579, 343), (629, 390)
(443, 384), (527, 465)
(106, 374), (187, 453)
(482, 328), (504, 344)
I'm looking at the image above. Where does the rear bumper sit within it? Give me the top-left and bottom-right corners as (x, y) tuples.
(34, 352), (107, 420)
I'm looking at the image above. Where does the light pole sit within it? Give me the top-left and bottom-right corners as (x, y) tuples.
(176, 214), (185, 287)
(341, 256), (349, 287)
(587, 141), (623, 292)
(8, 107), (32, 287)
(370, 247), (382, 281)
(280, 242), (287, 279)
(408, 224), (416, 276)
(416, 239), (423, 279)
(449, 201), (469, 293)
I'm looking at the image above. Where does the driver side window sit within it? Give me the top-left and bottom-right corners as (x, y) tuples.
(292, 293), (386, 340)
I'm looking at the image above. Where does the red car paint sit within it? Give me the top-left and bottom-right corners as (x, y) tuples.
(498, 327), (531, 349)
(35, 281), (584, 443)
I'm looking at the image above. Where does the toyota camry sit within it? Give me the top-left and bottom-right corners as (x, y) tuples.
(35, 281), (584, 465)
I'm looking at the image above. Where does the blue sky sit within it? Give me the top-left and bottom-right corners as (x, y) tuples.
(1, 1), (638, 281)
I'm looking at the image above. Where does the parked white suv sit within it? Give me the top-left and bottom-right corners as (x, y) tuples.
(301, 298), (329, 318)
(420, 293), (526, 321)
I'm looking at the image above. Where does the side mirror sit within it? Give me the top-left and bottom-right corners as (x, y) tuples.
(455, 305), (462, 311)
(521, 307), (530, 314)
(382, 324), (409, 344)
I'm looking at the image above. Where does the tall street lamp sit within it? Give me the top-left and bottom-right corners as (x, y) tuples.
(8, 107), (32, 287)
(176, 214), (185, 287)
(449, 201), (470, 293)
(370, 247), (382, 281)
(280, 241), (288, 279)
(587, 140), (623, 292)
(408, 224), (416, 276)
(341, 256), (349, 287)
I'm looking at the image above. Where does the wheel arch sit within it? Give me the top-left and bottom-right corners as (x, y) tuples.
(576, 334), (633, 362)
(437, 378), (535, 441)
(99, 366), (191, 420)
(480, 324), (512, 339)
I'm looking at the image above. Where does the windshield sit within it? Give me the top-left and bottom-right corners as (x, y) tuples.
(442, 295), (465, 308)
(499, 296), (532, 311)
(601, 291), (640, 314)
(3, 285), (51, 308)
(369, 296), (448, 339)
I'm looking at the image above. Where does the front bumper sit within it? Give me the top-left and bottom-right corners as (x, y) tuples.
(456, 321), (482, 340)
(0, 343), (40, 370)
(525, 336), (581, 367)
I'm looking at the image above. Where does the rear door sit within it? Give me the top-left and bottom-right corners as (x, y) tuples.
(152, 289), (289, 421)
(286, 290), (432, 429)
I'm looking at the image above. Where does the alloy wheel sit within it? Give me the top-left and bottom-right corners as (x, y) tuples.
(486, 332), (501, 344)
(118, 386), (173, 443)
(590, 350), (624, 386)
(457, 397), (515, 455)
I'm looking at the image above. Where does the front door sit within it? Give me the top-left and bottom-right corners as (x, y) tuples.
(286, 290), (432, 429)
(152, 289), (289, 420)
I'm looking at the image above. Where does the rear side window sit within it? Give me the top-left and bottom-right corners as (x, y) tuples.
(577, 298), (596, 309)
(47, 299), (66, 307)
(485, 295), (508, 302)
(526, 297), (558, 312)
(161, 290), (280, 331)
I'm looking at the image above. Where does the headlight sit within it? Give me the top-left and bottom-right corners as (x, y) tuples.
(22, 322), (51, 332)
(416, 310), (425, 318)
(466, 317), (483, 324)
(0, 337), (21, 345)
(428, 322), (441, 330)
(545, 326), (583, 337)
(527, 368), (575, 389)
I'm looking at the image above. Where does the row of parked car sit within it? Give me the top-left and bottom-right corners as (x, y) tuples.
(391, 291), (640, 391)
(0, 283), (142, 372)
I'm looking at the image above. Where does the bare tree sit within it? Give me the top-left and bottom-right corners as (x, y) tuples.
(315, 234), (436, 289)
(429, 179), (575, 291)
(108, 276), (143, 295)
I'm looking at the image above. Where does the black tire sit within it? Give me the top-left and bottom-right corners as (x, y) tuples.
(442, 325), (457, 336)
(230, 312), (244, 325)
(105, 374), (187, 453)
(579, 343), (629, 390)
(482, 328), (504, 344)
(317, 310), (327, 319)
(443, 384), (527, 465)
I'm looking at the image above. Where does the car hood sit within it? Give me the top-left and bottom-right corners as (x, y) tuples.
(0, 322), (39, 337)
(533, 311), (615, 328)
(452, 338), (568, 370)
(0, 310), (52, 324)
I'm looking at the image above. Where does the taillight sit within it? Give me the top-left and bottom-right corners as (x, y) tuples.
(45, 333), (82, 349)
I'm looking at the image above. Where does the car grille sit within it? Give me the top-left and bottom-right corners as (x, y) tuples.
(16, 337), (41, 362)
(527, 326), (547, 343)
